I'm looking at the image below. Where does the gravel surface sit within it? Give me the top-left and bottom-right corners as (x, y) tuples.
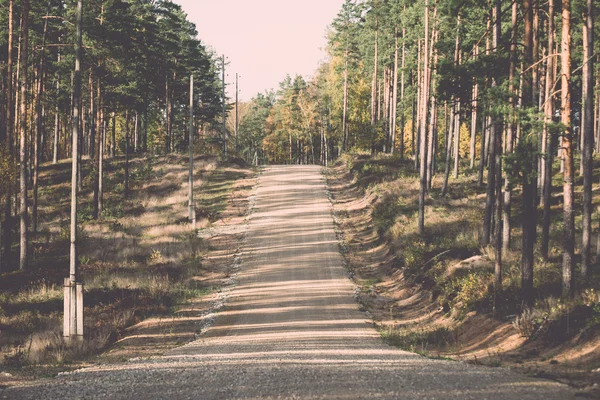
(3, 165), (576, 400)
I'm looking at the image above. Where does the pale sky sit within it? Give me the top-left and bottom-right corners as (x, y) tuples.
(175, 0), (345, 101)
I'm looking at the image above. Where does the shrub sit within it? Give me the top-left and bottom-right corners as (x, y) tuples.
(513, 308), (547, 339)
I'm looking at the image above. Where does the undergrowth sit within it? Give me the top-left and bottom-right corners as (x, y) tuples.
(0, 154), (248, 368)
(335, 151), (600, 354)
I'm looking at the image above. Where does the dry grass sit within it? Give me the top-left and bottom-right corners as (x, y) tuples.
(328, 151), (600, 386)
(0, 153), (253, 369)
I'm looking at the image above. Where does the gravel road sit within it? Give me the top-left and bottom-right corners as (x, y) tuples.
(4, 165), (576, 399)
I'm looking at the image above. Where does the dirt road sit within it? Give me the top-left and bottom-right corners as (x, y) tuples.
(5, 165), (575, 399)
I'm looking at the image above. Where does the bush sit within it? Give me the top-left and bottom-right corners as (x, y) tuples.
(513, 308), (547, 339)
(380, 325), (453, 352)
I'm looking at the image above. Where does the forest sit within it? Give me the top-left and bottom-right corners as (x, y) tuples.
(237, 0), (598, 305)
(0, 0), (599, 391)
(0, 0), (225, 273)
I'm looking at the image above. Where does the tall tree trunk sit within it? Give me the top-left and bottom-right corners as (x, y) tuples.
(32, 2), (51, 234)
(18, 0), (30, 271)
(411, 73), (416, 159)
(88, 68), (95, 158)
(478, 110), (487, 186)
(418, 3), (430, 235)
(399, 16), (406, 158)
(391, 27), (399, 154)
(111, 111), (116, 157)
(188, 75), (194, 223)
(124, 110), (130, 197)
(143, 109), (148, 153)
(97, 107), (104, 219)
(441, 102), (454, 197)
(427, 23), (439, 188)
(502, 1), (518, 254)
(478, 14), (492, 187)
(414, 40), (422, 170)
(520, 0), (536, 307)
(493, 0), (504, 288)
(3, 0), (15, 272)
(342, 48), (349, 151)
(541, 0), (556, 261)
(561, 0), (574, 298)
(581, 0), (594, 279)
(165, 75), (170, 152)
(134, 111), (138, 153)
(532, 4), (540, 107)
(484, 4), (500, 249)
(469, 45), (479, 170)
(93, 81), (102, 219)
(371, 16), (378, 127)
(452, 16), (462, 179)
(53, 75), (60, 164)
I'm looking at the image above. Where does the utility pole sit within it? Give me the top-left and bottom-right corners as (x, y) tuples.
(235, 73), (239, 154)
(189, 74), (196, 229)
(222, 55), (227, 156)
(65, 0), (84, 341)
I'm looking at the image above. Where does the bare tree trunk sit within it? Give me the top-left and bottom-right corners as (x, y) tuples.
(111, 111), (116, 157)
(97, 107), (104, 219)
(165, 75), (170, 152)
(93, 81), (102, 219)
(427, 93), (437, 189)
(342, 48), (349, 151)
(18, 0), (30, 271)
(469, 45), (479, 170)
(32, 4), (51, 234)
(520, 0), (536, 307)
(478, 14), (492, 188)
(134, 111), (138, 153)
(415, 40), (421, 170)
(88, 68), (95, 158)
(452, 17), (462, 180)
(399, 16), (406, 158)
(391, 27), (399, 154)
(441, 102), (454, 197)
(418, 4), (430, 235)
(124, 109), (130, 196)
(3, 0), (15, 272)
(493, 0), (504, 290)
(532, 4), (540, 107)
(581, 0), (594, 279)
(561, 0), (574, 297)
(541, 0), (556, 261)
(188, 75), (194, 224)
(371, 16), (379, 127)
(478, 111), (487, 186)
(427, 23), (439, 188)
(595, 86), (600, 154)
(53, 74), (60, 164)
(503, 1), (518, 254)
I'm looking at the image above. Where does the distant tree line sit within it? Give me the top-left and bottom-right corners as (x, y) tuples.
(237, 0), (597, 303)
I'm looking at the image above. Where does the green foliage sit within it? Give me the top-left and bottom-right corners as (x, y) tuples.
(503, 133), (540, 190)
(438, 270), (493, 317)
(0, 146), (15, 201)
(380, 325), (453, 353)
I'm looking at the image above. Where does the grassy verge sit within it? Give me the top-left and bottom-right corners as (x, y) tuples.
(328, 150), (600, 391)
(0, 153), (253, 379)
